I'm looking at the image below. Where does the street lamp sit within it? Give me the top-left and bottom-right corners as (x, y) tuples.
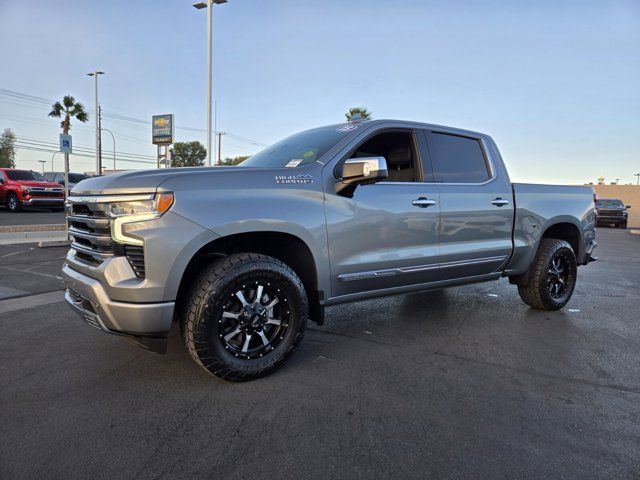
(101, 128), (116, 173)
(87, 71), (105, 175)
(635, 173), (640, 185)
(193, 0), (228, 166)
(38, 160), (46, 174)
(50, 151), (59, 172)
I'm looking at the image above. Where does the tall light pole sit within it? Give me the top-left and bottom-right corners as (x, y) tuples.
(635, 173), (640, 185)
(101, 128), (116, 173)
(87, 71), (104, 175)
(38, 160), (46, 174)
(193, 0), (228, 167)
(51, 151), (59, 172)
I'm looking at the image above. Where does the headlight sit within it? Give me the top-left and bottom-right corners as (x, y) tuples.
(108, 193), (174, 246)
(105, 192), (174, 219)
(20, 186), (31, 192)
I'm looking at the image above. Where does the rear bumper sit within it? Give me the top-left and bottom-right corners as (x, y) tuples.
(62, 263), (174, 352)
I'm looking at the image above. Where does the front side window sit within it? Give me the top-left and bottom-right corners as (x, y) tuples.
(240, 126), (352, 168)
(427, 132), (490, 183)
(349, 130), (419, 182)
(5, 170), (45, 181)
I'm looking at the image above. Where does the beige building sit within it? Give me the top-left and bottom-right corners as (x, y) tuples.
(592, 184), (640, 227)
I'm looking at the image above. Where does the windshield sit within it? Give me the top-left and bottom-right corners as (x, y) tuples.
(596, 199), (624, 208)
(5, 170), (45, 181)
(240, 125), (354, 168)
(69, 173), (89, 183)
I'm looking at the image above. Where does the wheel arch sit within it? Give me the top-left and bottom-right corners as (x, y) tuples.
(173, 230), (324, 325)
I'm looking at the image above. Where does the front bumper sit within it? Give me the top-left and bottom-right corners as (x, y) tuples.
(584, 239), (598, 264)
(62, 263), (174, 353)
(21, 197), (64, 206)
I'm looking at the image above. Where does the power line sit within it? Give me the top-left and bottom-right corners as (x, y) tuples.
(0, 87), (267, 147)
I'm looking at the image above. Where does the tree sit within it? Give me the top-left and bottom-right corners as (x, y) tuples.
(0, 129), (16, 168)
(49, 95), (89, 135)
(345, 106), (373, 122)
(169, 141), (207, 167)
(221, 155), (250, 166)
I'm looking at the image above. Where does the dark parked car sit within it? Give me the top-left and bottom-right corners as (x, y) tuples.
(595, 198), (630, 228)
(44, 171), (91, 194)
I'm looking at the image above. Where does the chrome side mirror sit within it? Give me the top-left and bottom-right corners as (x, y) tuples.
(340, 156), (388, 185)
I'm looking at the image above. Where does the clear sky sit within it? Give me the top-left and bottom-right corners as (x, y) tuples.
(1, 0), (638, 184)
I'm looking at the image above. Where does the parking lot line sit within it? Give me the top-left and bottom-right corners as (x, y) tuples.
(0, 290), (65, 315)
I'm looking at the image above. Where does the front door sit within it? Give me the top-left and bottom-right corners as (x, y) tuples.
(325, 129), (440, 299)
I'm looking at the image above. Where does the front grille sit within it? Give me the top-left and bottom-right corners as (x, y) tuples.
(598, 209), (622, 217)
(29, 190), (64, 198)
(67, 200), (146, 278)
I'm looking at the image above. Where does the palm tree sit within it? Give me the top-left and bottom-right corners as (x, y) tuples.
(49, 95), (89, 135)
(345, 106), (373, 122)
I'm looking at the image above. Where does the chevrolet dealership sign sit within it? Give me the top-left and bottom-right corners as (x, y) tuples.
(152, 114), (174, 145)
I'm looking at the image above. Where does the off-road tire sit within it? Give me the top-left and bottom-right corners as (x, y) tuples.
(517, 238), (577, 311)
(7, 193), (21, 212)
(182, 253), (308, 381)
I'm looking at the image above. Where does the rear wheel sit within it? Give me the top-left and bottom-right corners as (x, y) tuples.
(7, 193), (21, 212)
(182, 253), (308, 381)
(517, 238), (577, 311)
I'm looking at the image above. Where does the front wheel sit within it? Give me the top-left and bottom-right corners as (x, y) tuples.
(7, 193), (21, 212)
(182, 253), (308, 381)
(517, 238), (577, 311)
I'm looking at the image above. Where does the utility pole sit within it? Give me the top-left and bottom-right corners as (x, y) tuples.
(217, 131), (225, 165)
(38, 160), (46, 174)
(615, 178), (620, 184)
(193, 0), (228, 166)
(87, 70), (105, 175)
(635, 173), (640, 185)
(98, 105), (103, 174)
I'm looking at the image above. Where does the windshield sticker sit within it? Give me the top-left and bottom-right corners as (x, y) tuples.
(303, 150), (316, 158)
(285, 159), (303, 168)
(336, 124), (358, 132)
(275, 174), (314, 184)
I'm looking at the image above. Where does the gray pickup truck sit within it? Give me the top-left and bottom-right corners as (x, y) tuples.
(63, 119), (597, 381)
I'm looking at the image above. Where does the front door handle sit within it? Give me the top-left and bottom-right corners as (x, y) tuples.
(412, 197), (436, 208)
(491, 198), (510, 207)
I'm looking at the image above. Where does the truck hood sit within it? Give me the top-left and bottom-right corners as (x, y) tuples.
(69, 166), (278, 196)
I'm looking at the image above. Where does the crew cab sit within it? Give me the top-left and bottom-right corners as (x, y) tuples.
(0, 168), (65, 212)
(595, 198), (630, 228)
(62, 120), (597, 381)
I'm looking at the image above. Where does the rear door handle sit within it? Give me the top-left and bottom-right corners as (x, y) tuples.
(491, 198), (510, 207)
(412, 197), (436, 208)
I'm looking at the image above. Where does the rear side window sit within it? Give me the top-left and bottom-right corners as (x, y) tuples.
(426, 132), (490, 183)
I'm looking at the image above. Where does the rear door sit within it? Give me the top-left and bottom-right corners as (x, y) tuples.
(424, 130), (514, 279)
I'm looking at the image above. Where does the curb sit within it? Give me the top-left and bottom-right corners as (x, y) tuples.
(0, 224), (66, 233)
(0, 230), (69, 245)
(631, 229), (640, 235)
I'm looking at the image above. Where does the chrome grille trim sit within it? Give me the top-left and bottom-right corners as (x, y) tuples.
(66, 196), (147, 278)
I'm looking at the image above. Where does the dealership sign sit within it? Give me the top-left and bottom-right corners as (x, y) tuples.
(152, 114), (174, 145)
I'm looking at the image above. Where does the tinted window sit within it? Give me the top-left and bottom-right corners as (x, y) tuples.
(5, 170), (45, 181)
(427, 132), (489, 183)
(596, 199), (623, 208)
(69, 173), (89, 183)
(240, 126), (352, 168)
(43, 173), (55, 181)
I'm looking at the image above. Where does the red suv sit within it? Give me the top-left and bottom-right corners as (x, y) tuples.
(0, 168), (65, 212)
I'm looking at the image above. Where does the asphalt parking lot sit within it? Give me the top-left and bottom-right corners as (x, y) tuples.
(0, 208), (65, 227)
(1, 228), (639, 479)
